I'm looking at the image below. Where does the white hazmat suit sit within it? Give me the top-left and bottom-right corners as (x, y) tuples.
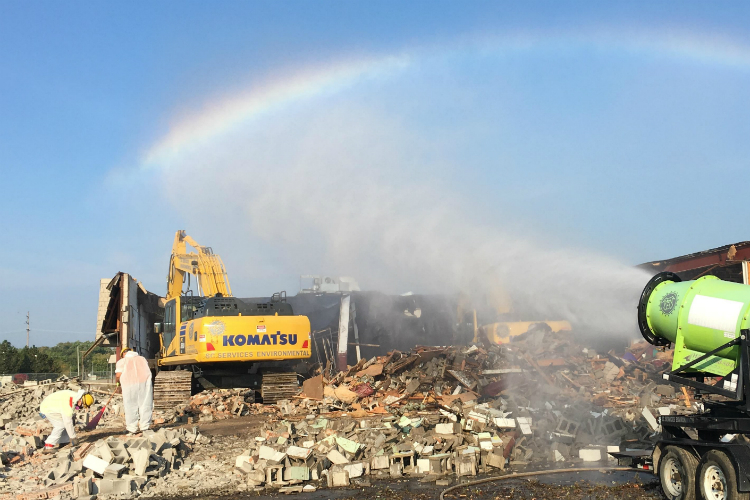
(40, 389), (84, 448)
(116, 351), (153, 433)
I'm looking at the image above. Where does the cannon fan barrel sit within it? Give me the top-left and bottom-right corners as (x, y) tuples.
(638, 272), (750, 376)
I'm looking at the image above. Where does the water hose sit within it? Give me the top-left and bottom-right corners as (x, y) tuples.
(439, 466), (651, 500)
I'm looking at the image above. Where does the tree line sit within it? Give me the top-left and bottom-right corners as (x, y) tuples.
(0, 340), (114, 375)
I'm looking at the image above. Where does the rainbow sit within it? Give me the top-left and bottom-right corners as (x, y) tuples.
(142, 31), (750, 168)
(142, 54), (411, 167)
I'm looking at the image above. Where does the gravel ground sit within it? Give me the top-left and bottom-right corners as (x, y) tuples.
(151, 468), (662, 500)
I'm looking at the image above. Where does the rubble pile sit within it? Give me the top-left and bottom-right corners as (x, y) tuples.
(154, 390), (275, 425)
(228, 331), (690, 490)
(0, 427), (207, 499)
(0, 381), (123, 430)
(0, 382), (125, 467)
(0, 330), (690, 497)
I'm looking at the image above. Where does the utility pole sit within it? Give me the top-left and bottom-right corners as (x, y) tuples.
(76, 346), (80, 378)
(26, 312), (29, 348)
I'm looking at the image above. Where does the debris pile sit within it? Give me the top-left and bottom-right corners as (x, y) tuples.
(227, 330), (690, 490)
(154, 390), (274, 425)
(0, 381), (125, 467)
(0, 330), (689, 497)
(0, 427), (207, 499)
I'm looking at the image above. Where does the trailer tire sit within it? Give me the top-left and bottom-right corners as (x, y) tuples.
(697, 450), (749, 500)
(660, 446), (698, 500)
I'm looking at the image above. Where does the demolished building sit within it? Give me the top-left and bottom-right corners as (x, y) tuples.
(95, 273), (163, 361)
(639, 241), (750, 283)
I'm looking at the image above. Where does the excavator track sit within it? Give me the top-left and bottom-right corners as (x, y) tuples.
(261, 373), (301, 403)
(153, 370), (193, 409)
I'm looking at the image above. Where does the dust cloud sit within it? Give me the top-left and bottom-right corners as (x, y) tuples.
(156, 105), (651, 340)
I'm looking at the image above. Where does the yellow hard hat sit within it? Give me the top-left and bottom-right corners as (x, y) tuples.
(80, 393), (95, 408)
(120, 346), (131, 356)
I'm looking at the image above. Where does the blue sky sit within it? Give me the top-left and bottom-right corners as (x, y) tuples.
(1, 1), (750, 346)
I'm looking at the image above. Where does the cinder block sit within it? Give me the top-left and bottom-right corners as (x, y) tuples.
(371, 455), (389, 470)
(284, 466), (309, 481)
(487, 452), (505, 470)
(389, 462), (403, 478)
(435, 423), (459, 435)
(343, 462), (364, 478)
(579, 449), (602, 462)
(286, 446), (312, 460)
(112, 479), (132, 494)
(327, 449), (349, 464)
(131, 448), (149, 476)
(332, 470), (349, 487)
(83, 454), (109, 475)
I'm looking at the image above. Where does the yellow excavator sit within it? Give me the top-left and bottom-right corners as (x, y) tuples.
(153, 231), (311, 408)
(455, 287), (572, 346)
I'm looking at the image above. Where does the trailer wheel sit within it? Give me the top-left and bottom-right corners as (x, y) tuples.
(660, 446), (698, 500)
(697, 450), (749, 500)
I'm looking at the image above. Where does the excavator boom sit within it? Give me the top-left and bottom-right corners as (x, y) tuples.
(167, 230), (232, 300)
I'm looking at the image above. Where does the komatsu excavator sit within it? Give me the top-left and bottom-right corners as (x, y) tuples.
(152, 231), (311, 409)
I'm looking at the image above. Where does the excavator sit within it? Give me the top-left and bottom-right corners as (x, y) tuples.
(152, 231), (311, 409)
(455, 287), (572, 346)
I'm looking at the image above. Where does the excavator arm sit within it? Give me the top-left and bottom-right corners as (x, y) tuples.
(166, 230), (232, 300)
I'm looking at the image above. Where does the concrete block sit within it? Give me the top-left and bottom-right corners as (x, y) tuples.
(284, 466), (309, 481)
(131, 448), (149, 477)
(98, 479), (113, 495)
(246, 470), (265, 484)
(487, 452), (505, 470)
(516, 417), (533, 435)
(579, 449), (602, 462)
(335, 436), (360, 454)
(96, 443), (114, 464)
(435, 423), (458, 435)
(265, 464), (285, 486)
(456, 456), (477, 477)
(83, 455), (110, 475)
(332, 470), (349, 487)
(259, 445), (286, 464)
(286, 446), (312, 460)
(112, 479), (132, 495)
(327, 449), (349, 465)
(371, 455), (389, 470)
(103, 463), (126, 479)
(389, 462), (403, 478)
(493, 417), (516, 429)
(236, 461), (254, 474)
(416, 458), (430, 474)
(343, 462), (364, 478)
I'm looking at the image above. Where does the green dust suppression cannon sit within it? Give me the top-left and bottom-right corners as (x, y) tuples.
(636, 272), (750, 500)
(639, 272), (750, 379)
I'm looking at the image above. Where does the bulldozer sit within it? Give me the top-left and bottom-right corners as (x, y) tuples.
(152, 231), (311, 408)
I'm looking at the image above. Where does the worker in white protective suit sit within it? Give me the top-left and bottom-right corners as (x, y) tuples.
(115, 347), (153, 436)
(39, 389), (94, 453)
